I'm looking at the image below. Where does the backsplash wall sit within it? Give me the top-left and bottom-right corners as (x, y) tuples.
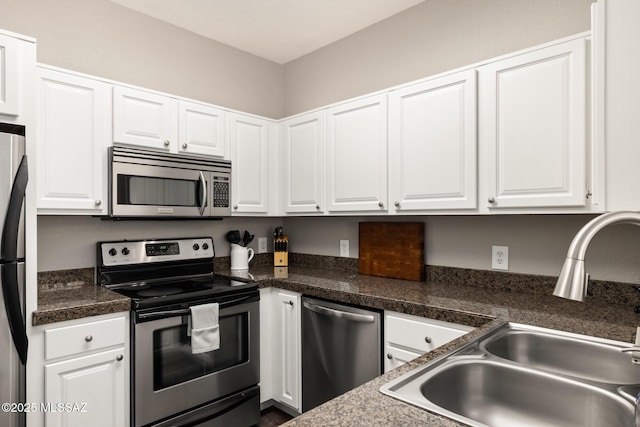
(282, 215), (640, 284)
(36, 216), (283, 272)
(39, 214), (640, 285)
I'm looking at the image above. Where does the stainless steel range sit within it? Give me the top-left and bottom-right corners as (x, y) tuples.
(97, 237), (260, 427)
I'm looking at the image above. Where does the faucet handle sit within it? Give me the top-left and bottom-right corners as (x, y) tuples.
(622, 327), (640, 365)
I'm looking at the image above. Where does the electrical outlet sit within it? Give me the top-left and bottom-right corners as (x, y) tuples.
(258, 237), (267, 253)
(339, 240), (349, 257)
(492, 245), (509, 270)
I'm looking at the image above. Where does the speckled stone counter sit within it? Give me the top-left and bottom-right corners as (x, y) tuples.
(217, 263), (640, 427)
(34, 268), (130, 325)
(36, 258), (640, 426)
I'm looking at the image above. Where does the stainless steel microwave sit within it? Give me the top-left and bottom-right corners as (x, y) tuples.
(108, 146), (231, 218)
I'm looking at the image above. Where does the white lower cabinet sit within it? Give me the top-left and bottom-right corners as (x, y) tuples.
(272, 289), (302, 412)
(260, 288), (301, 412)
(38, 313), (130, 427)
(259, 288), (273, 405)
(384, 311), (473, 373)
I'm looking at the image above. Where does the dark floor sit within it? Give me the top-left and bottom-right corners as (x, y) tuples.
(259, 407), (294, 427)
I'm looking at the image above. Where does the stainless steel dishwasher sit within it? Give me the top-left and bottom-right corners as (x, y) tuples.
(301, 296), (382, 412)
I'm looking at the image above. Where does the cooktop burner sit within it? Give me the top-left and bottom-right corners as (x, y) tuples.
(106, 275), (257, 309)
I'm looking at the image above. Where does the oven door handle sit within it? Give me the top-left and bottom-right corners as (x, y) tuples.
(198, 171), (207, 216)
(138, 308), (191, 320)
(137, 294), (257, 321)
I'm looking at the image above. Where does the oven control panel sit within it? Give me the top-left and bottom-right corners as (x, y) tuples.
(100, 237), (214, 266)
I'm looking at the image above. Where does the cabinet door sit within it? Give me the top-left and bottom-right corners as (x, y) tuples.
(282, 112), (324, 213)
(480, 38), (587, 208)
(326, 94), (388, 212)
(273, 289), (301, 412)
(230, 113), (270, 214)
(178, 100), (227, 158)
(37, 68), (109, 214)
(389, 70), (477, 211)
(45, 348), (127, 427)
(384, 311), (472, 373)
(113, 86), (177, 151)
(259, 288), (273, 404)
(0, 34), (20, 117)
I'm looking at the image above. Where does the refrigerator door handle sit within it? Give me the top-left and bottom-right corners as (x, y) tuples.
(0, 154), (28, 365)
(1, 155), (28, 261)
(1, 263), (28, 364)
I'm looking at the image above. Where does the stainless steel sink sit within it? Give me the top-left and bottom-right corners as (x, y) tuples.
(481, 323), (640, 385)
(381, 322), (639, 427)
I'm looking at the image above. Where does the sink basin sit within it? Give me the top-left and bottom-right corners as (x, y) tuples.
(381, 322), (639, 426)
(481, 325), (640, 384)
(415, 359), (630, 427)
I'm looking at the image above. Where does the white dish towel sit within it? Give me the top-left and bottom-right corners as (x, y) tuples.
(189, 303), (220, 354)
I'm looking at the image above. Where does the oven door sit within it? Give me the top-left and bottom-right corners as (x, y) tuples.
(111, 161), (211, 217)
(133, 293), (259, 427)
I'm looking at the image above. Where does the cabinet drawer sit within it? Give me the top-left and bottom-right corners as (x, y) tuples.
(384, 344), (422, 373)
(45, 317), (127, 360)
(385, 312), (472, 353)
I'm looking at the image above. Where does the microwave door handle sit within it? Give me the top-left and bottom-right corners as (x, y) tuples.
(198, 171), (207, 216)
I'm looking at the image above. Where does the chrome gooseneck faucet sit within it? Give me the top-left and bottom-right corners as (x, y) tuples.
(554, 211), (640, 302)
(555, 211), (640, 425)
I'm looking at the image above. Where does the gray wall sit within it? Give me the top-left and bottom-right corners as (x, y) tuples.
(283, 0), (594, 116)
(16, 0), (638, 286)
(0, 0), (284, 118)
(37, 216), (283, 271)
(283, 215), (640, 284)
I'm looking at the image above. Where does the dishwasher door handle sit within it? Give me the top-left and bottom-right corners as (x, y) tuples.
(303, 301), (375, 323)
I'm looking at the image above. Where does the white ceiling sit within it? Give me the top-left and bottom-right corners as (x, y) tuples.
(109, 0), (426, 64)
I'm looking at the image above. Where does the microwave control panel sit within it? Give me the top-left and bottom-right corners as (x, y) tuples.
(212, 176), (230, 208)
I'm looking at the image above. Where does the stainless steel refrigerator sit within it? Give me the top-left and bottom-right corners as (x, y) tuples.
(0, 123), (28, 427)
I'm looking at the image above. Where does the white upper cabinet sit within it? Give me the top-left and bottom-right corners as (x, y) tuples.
(479, 38), (588, 209)
(112, 86), (178, 151)
(36, 67), (110, 214)
(326, 94), (388, 212)
(178, 100), (228, 158)
(389, 69), (477, 212)
(113, 87), (229, 158)
(230, 113), (271, 214)
(0, 34), (21, 117)
(282, 112), (324, 214)
(0, 31), (35, 123)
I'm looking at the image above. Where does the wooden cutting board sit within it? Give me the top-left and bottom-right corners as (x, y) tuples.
(358, 222), (425, 281)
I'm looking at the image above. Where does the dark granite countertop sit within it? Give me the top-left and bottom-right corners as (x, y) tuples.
(34, 268), (130, 326)
(36, 259), (640, 426)
(218, 263), (640, 427)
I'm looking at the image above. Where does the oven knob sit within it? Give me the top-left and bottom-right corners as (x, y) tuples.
(121, 247), (130, 256)
(202, 243), (209, 250)
(108, 248), (117, 257)
(193, 243), (200, 251)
